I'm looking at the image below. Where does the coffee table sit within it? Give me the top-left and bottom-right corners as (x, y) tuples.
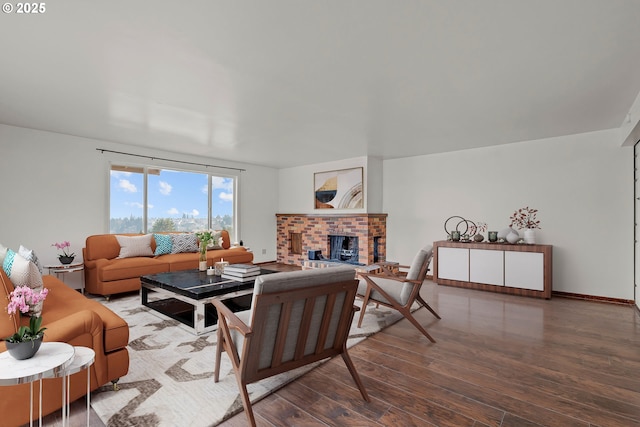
(140, 269), (274, 335)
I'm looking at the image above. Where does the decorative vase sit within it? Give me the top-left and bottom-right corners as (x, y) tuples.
(5, 336), (43, 360)
(473, 234), (484, 242)
(506, 230), (520, 244)
(199, 242), (208, 271)
(497, 227), (513, 241)
(524, 228), (536, 244)
(59, 255), (74, 265)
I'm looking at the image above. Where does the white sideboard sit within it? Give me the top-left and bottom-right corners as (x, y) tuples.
(433, 241), (552, 299)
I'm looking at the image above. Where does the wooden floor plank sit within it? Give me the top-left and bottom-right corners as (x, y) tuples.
(219, 267), (640, 426)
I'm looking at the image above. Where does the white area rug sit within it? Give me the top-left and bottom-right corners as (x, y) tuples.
(91, 292), (409, 426)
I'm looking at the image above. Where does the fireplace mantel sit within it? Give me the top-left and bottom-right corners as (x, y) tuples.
(276, 213), (387, 266)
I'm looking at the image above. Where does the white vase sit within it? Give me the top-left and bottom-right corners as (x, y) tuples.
(199, 260), (207, 271)
(506, 230), (520, 244)
(524, 229), (536, 244)
(498, 227), (513, 240)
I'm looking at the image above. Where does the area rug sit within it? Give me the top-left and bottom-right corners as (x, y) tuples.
(91, 293), (410, 427)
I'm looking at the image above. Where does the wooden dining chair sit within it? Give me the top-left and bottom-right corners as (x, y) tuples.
(357, 245), (440, 342)
(212, 266), (370, 426)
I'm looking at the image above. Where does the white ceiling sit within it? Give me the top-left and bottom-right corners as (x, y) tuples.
(2, 0), (640, 168)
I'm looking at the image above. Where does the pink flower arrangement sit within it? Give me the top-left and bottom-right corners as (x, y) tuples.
(52, 241), (75, 258)
(5, 286), (49, 343)
(509, 207), (541, 230)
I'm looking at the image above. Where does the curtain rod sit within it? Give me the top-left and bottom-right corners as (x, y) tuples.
(96, 148), (245, 172)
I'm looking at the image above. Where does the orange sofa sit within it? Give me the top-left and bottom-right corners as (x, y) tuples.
(83, 230), (254, 298)
(0, 269), (129, 427)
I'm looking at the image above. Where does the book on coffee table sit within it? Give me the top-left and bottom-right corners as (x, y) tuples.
(221, 272), (260, 282)
(222, 269), (260, 278)
(224, 264), (260, 274)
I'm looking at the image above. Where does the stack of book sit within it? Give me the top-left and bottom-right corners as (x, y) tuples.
(221, 264), (261, 282)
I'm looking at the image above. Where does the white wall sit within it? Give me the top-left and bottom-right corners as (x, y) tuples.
(0, 124), (279, 289)
(384, 129), (634, 300)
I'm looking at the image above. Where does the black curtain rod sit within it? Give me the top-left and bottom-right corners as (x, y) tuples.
(96, 148), (245, 172)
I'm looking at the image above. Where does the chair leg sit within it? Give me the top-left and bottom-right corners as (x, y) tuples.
(403, 309), (437, 343)
(214, 326), (223, 383)
(357, 288), (373, 328)
(416, 294), (441, 319)
(237, 380), (257, 427)
(340, 351), (370, 402)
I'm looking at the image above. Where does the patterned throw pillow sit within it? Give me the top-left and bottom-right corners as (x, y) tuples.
(154, 234), (173, 256)
(207, 231), (223, 250)
(171, 233), (199, 254)
(18, 245), (43, 274)
(115, 234), (154, 258)
(2, 249), (44, 316)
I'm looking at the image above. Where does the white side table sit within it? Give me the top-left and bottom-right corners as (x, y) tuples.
(60, 346), (95, 427)
(0, 342), (75, 427)
(45, 262), (85, 294)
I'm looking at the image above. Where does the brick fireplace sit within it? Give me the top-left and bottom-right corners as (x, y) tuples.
(276, 213), (387, 266)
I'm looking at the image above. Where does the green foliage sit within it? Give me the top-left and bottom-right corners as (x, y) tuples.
(151, 218), (177, 232)
(5, 316), (46, 343)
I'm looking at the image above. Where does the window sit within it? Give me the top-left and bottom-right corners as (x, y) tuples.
(110, 164), (236, 238)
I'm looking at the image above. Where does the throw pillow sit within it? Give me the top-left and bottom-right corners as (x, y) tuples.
(171, 233), (199, 254)
(115, 234), (154, 258)
(2, 249), (44, 316)
(153, 234), (173, 256)
(18, 245), (44, 274)
(0, 243), (7, 265)
(207, 231), (223, 250)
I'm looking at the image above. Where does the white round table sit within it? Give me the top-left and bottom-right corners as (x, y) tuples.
(0, 342), (74, 426)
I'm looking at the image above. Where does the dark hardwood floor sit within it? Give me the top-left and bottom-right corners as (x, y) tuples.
(221, 263), (640, 427)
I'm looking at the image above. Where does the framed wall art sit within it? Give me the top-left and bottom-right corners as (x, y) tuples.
(314, 167), (364, 209)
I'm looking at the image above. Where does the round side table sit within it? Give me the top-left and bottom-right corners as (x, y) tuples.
(0, 342), (75, 426)
(45, 262), (85, 294)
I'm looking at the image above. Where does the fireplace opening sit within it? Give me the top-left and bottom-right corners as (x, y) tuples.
(328, 235), (359, 264)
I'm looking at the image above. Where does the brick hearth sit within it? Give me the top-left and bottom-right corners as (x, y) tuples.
(276, 213), (387, 266)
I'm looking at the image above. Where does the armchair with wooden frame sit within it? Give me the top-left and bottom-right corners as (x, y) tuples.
(357, 245), (440, 343)
(212, 266), (370, 426)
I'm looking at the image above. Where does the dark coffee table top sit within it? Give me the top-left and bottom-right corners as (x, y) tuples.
(141, 268), (275, 300)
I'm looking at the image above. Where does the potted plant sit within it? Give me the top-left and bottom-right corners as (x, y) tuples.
(52, 241), (75, 264)
(196, 230), (219, 271)
(509, 206), (541, 244)
(3, 285), (49, 359)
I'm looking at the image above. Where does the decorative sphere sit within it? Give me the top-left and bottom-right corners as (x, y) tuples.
(506, 230), (520, 244)
(497, 227), (512, 240)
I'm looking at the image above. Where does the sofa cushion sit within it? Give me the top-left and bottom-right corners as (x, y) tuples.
(170, 233), (198, 253)
(2, 249), (44, 316)
(42, 276), (129, 352)
(153, 233), (173, 255)
(100, 257), (171, 282)
(116, 234), (154, 258)
(18, 244), (43, 274)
